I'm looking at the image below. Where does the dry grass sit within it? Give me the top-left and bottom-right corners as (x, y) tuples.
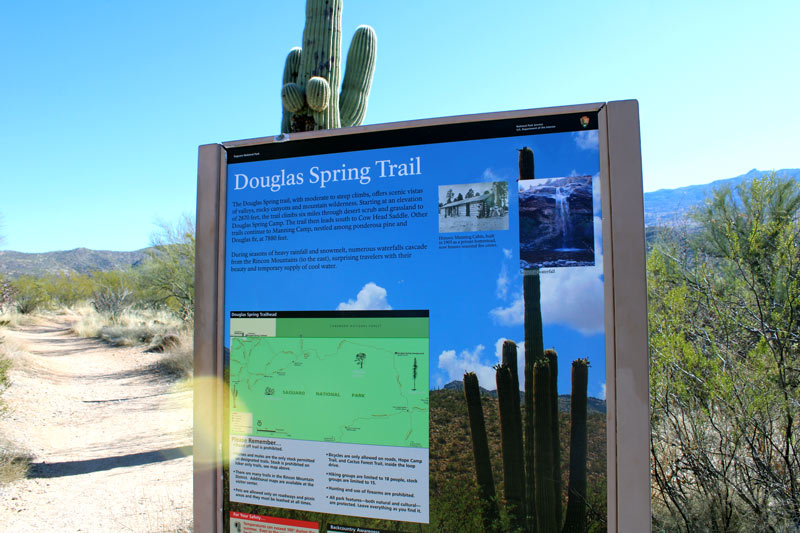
(0, 332), (33, 484)
(0, 438), (32, 484)
(0, 331), (25, 397)
(0, 309), (39, 329)
(69, 304), (193, 379)
(155, 331), (194, 379)
(70, 305), (182, 341)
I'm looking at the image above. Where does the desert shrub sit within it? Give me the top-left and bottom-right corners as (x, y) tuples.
(137, 216), (195, 322)
(90, 270), (135, 322)
(43, 272), (94, 308)
(0, 337), (29, 485)
(0, 278), (14, 314)
(152, 331), (193, 378)
(0, 343), (9, 398)
(92, 286), (133, 322)
(650, 174), (800, 531)
(0, 438), (31, 484)
(71, 305), (184, 349)
(68, 303), (106, 338)
(10, 275), (51, 314)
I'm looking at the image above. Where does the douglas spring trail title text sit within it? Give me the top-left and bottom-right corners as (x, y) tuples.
(233, 156), (423, 193)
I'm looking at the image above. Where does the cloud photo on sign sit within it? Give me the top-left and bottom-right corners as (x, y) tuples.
(519, 175), (595, 269)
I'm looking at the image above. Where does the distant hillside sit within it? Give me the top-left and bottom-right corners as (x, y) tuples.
(643, 168), (800, 227)
(0, 247), (150, 278)
(441, 379), (607, 414)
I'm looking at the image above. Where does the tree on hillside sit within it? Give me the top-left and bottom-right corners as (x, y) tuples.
(649, 173), (800, 531)
(138, 216), (195, 321)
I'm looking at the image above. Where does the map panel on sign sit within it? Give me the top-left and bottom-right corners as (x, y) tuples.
(229, 312), (429, 449)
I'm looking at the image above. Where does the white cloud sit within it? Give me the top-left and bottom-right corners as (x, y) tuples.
(336, 282), (392, 310)
(490, 294), (524, 326)
(482, 168), (498, 181)
(438, 338), (525, 391)
(574, 130), (599, 150)
(600, 382), (607, 400)
(496, 263), (510, 299)
(438, 344), (495, 389)
(540, 264), (604, 335)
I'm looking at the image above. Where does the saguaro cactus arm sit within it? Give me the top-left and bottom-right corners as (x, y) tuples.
(281, 48), (304, 132)
(339, 25), (377, 127)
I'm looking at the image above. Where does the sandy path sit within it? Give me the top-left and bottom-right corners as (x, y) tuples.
(0, 317), (193, 532)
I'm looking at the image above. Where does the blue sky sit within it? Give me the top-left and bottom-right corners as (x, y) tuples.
(1, 0), (798, 253)
(223, 129), (607, 397)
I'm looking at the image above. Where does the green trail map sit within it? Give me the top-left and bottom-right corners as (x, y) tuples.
(229, 312), (429, 448)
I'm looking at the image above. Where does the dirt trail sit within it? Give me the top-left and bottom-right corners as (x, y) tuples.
(0, 316), (193, 532)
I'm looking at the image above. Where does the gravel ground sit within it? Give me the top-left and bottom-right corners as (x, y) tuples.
(0, 316), (193, 532)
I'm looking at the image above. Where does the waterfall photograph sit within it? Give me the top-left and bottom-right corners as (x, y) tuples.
(519, 175), (595, 268)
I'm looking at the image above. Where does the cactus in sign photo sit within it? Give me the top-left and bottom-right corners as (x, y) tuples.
(496, 342), (526, 530)
(562, 359), (589, 533)
(281, 0), (377, 133)
(464, 371), (500, 531)
(462, 145), (591, 532)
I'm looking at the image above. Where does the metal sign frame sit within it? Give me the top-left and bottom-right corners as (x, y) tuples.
(194, 100), (649, 532)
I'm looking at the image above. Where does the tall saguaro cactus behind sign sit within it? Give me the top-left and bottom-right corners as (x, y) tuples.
(281, 0), (377, 133)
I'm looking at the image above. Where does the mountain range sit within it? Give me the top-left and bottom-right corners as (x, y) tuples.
(0, 168), (798, 278)
(0, 247), (149, 278)
(441, 379), (607, 414)
(643, 168), (800, 227)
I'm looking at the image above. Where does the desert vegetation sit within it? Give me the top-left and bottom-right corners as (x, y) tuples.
(0, 331), (33, 483)
(0, 218), (195, 374)
(648, 173), (800, 532)
(0, 219), (195, 531)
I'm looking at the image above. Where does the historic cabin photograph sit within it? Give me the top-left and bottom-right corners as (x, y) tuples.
(519, 175), (595, 268)
(438, 181), (509, 233)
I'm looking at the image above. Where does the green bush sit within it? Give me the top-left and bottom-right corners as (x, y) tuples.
(11, 275), (52, 314)
(44, 272), (94, 308)
(136, 216), (195, 321)
(650, 174), (800, 531)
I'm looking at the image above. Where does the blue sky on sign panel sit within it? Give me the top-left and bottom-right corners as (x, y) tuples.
(0, 0), (797, 252)
(223, 130), (607, 396)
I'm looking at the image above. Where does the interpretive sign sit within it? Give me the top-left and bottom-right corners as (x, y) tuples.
(195, 101), (650, 533)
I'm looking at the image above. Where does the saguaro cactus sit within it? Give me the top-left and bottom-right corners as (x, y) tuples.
(544, 348), (562, 524)
(281, 0), (377, 133)
(562, 359), (589, 533)
(464, 371), (499, 531)
(463, 144), (591, 531)
(519, 146), (534, 181)
(496, 342), (526, 529)
(533, 360), (558, 532)
(524, 271), (544, 529)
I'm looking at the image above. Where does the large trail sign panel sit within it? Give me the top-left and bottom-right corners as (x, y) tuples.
(197, 102), (649, 533)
